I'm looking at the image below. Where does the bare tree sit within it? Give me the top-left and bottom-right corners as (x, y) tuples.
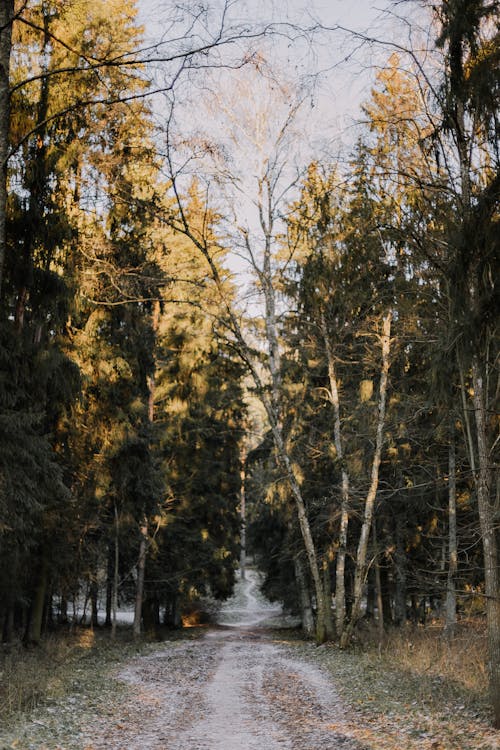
(161, 67), (334, 641)
(0, 0), (289, 299)
(339, 312), (392, 648)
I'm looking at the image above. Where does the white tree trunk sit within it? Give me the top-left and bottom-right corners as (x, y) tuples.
(340, 312), (392, 648)
(321, 313), (350, 637)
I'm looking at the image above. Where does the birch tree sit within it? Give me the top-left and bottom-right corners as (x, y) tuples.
(162, 66), (334, 641)
(285, 156), (395, 643)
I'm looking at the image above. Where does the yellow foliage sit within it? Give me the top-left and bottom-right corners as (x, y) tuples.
(328, 444), (337, 460)
(167, 397), (188, 416)
(360, 379), (373, 402)
(291, 463), (304, 485)
(348, 451), (364, 476)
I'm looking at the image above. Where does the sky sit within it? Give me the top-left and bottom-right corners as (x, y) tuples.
(134, 0), (402, 151)
(133, 0), (410, 296)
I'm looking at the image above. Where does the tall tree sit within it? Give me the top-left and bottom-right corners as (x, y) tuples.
(0, 0), (14, 294)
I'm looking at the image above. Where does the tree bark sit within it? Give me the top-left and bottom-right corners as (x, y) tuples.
(340, 312), (392, 648)
(240, 451), (246, 580)
(444, 425), (458, 638)
(321, 313), (350, 637)
(373, 521), (385, 650)
(472, 358), (500, 727)
(322, 556), (335, 640)
(294, 554), (315, 637)
(273, 429), (331, 642)
(394, 514), (407, 627)
(27, 556), (48, 644)
(90, 576), (99, 629)
(112, 503), (119, 639)
(0, 0), (13, 298)
(105, 544), (113, 628)
(133, 518), (148, 639)
(2, 606), (14, 643)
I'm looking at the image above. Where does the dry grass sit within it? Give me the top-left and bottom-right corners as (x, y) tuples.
(0, 636), (74, 722)
(0, 628), (142, 729)
(369, 618), (488, 696)
(0, 624), (204, 732)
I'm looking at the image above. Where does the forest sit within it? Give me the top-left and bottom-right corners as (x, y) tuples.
(0, 0), (499, 740)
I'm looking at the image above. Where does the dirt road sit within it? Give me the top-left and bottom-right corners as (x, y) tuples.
(85, 571), (366, 750)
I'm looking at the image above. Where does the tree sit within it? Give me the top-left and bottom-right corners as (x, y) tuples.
(162, 67), (336, 641)
(430, 0), (500, 724)
(0, 0), (14, 294)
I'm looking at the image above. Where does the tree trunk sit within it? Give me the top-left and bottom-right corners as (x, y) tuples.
(112, 503), (119, 640)
(321, 313), (350, 637)
(90, 576), (99, 629)
(374, 551), (384, 642)
(59, 595), (68, 625)
(340, 312), (392, 648)
(458, 356), (477, 477)
(2, 605), (14, 643)
(143, 594), (160, 635)
(294, 554), (314, 637)
(365, 568), (375, 619)
(240, 452), (246, 580)
(373, 521), (385, 650)
(472, 358), (500, 727)
(177, 199), (328, 642)
(105, 544), (113, 628)
(394, 514), (407, 627)
(0, 0), (13, 298)
(164, 593), (182, 629)
(133, 519), (148, 639)
(444, 426), (458, 638)
(27, 557), (48, 644)
(275, 435), (330, 642)
(322, 557), (335, 640)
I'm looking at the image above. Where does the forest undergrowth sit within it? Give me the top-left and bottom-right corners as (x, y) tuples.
(0, 620), (498, 750)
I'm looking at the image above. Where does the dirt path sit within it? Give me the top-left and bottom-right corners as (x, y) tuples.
(82, 571), (366, 750)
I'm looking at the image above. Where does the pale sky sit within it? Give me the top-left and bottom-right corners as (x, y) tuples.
(135, 0), (402, 150)
(133, 0), (412, 297)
